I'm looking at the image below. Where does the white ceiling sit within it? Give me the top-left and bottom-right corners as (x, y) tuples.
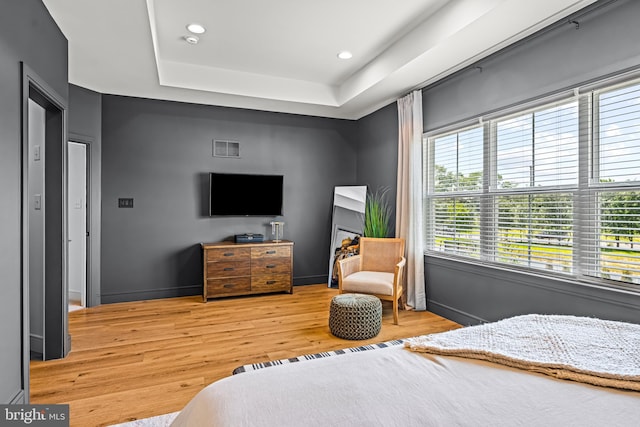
(42, 0), (598, 120)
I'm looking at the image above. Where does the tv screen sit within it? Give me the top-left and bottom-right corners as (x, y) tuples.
(209, 172), (284, 216)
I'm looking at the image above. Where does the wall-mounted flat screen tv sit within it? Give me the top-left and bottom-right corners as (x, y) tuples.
(209, 172), (284, 216)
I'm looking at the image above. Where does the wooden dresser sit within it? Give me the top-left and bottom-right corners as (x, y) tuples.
(201, 240), (293, 301)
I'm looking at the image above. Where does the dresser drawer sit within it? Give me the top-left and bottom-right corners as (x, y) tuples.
(207, 260), (250, 277)
(207, 277), (251, 295)
(251, 246), (291, 259)
(251, 257), (291, 275)
(251, 274), (291, 292)
(206, 247), (250, 262)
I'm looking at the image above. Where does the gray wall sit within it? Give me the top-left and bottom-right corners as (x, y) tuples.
(423, 0), (640, 132)
(354, 0), (640, 325)
(100, 95), (358, 303)
(355, 102), (399, 236)
(421, 0), (640, 325)
(68, 84), (102, 307)
(0, 0), (67, 403)
(426, 257), (640, 326)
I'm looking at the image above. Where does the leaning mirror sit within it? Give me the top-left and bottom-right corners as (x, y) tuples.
(328, 186), (367, 287)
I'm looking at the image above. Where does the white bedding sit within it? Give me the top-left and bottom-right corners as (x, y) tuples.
(171, 344), (640, 426)
(406, 314), (640, 391)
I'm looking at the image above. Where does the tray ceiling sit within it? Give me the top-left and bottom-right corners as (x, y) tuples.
(43, 0), (597, 119)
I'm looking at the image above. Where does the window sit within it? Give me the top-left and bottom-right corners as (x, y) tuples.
(493, 102), (578, 273)
(591, 190), (640, 283)
(586, 83), (640, 285)
(597, 84), (640, 183)
(426, 127), (483, 258)
(424, 78), (640, 291)
(495, 193), (573, 271)
(495, 104), (579, 189)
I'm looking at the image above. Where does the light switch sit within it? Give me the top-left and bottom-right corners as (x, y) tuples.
(118, 198), (134, 208)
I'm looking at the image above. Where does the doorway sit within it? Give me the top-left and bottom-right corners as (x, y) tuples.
(67, 142), (88, 311)
(23, 64), (69, 362)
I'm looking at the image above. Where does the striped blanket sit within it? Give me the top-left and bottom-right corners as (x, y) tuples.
(232, 339), (404, 374)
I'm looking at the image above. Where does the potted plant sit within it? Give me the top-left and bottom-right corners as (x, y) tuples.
(363, 187), (392, 238)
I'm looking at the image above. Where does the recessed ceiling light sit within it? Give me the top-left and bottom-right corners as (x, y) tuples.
(337, 51), (353, 60)
(184, 35), (199, 45)
(187, 23), (206, 34)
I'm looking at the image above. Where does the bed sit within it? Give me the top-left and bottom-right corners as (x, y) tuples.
(170, 314), (640, 426)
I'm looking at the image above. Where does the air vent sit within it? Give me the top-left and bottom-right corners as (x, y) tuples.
(213, 140), (240, 158)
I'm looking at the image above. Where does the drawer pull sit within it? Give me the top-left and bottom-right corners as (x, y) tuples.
(223, 267), (234, 271)
(223, 284), (235, 288)
(223, 252), (235, 257)
(266, 250), (277, 254)
(266, 264), (276, 269)
(266, 280), (276, 285)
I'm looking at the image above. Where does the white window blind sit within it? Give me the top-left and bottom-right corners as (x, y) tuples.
(583, 82), (640, 285)
(492, 101), (578, 273)
(426, 126), (483, 258)
(431, 196), (481, 258)
(597, 84), (640, 183)
(496, 103), (578, 189)
(496, 193), (573, 272)
(585, 190), (640, 284)
(433, 127), (483, 193)
(424, 76), (640, 292)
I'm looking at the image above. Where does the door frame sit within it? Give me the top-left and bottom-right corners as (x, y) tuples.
(21, 61), (69, 380)
(67, 138), (92, 308)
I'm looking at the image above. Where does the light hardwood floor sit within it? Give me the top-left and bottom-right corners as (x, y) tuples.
(30, 284), (460, 426)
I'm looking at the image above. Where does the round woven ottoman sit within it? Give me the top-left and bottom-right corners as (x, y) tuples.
(329, 293), (382, 340)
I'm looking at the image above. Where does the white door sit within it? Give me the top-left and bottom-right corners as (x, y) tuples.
(67, 142), (87, 308)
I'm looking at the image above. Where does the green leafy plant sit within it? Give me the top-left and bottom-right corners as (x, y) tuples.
(363, 187), (392, 238)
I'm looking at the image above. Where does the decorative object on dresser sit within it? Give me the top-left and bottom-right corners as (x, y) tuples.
(234, 233), (264, 243)
(270, 221), (284, 242)
(201, 240), (293, 301)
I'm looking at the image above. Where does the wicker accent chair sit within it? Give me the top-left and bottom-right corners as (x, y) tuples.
(336, 237), (406, 325)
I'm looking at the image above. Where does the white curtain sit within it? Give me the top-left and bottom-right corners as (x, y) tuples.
(396, 90), (426, 310)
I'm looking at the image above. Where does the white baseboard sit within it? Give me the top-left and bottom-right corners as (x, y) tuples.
(69, 290), (82, 303)
(30, 333), (43, 355)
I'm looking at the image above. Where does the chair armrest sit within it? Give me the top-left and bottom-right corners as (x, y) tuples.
(393, 256), (407, 291)
(338, 255), (362, 277)
(337, 255), (362, 291)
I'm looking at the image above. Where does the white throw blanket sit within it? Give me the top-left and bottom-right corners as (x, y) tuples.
(405, 314), (640, 391)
